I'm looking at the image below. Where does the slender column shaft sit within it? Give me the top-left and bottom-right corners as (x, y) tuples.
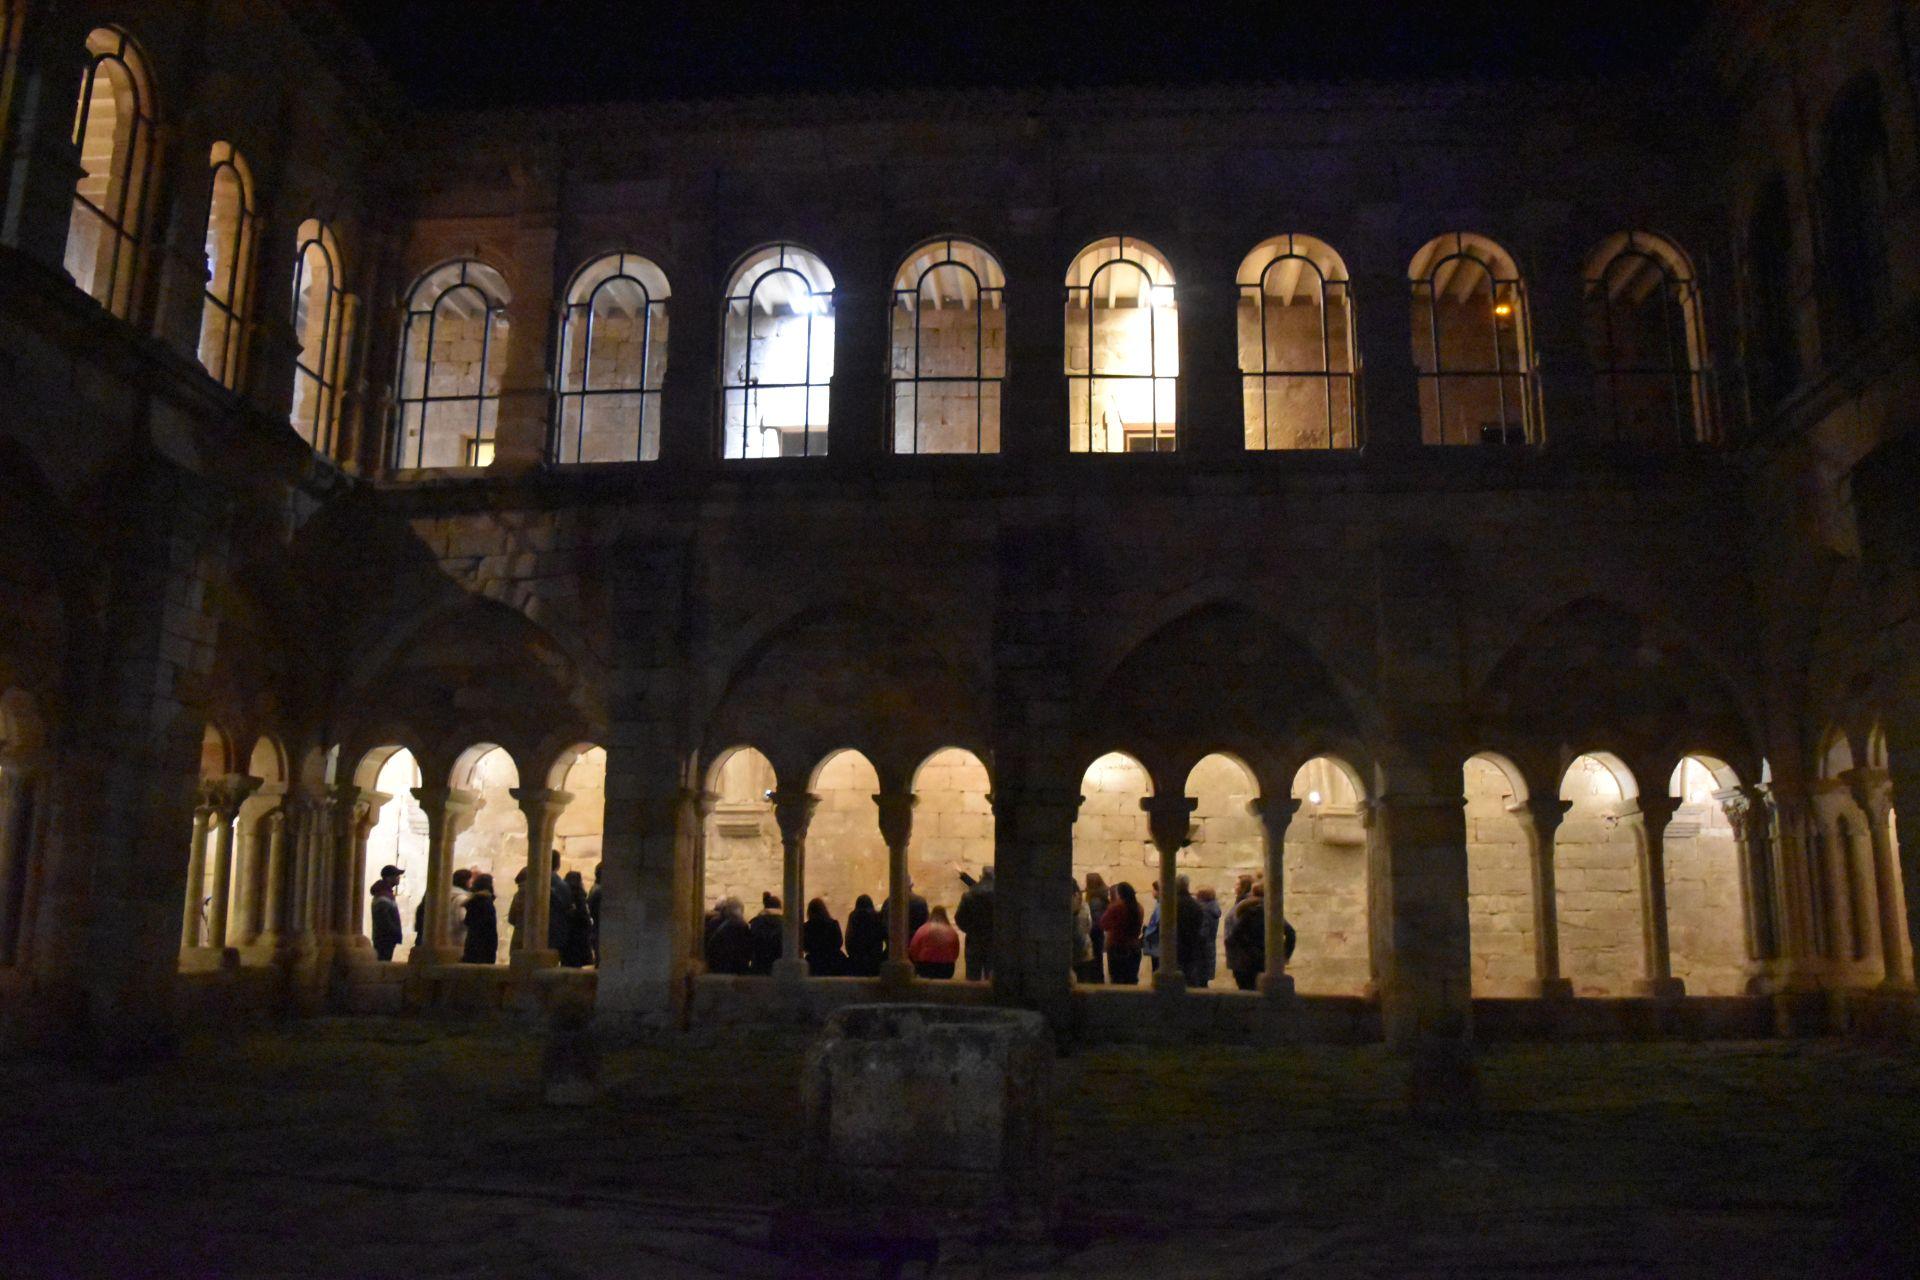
(1525, 797), (1571, 988)
(179, 799), (213, 948)
(876, 793), (917, 978)
(260, 808), (290, 941)
(1253, 796), (1300, 995)
(511, 787), (572, 964)
(1142, 796), (1197, 991)
(413, 786), (476, 958)
(1847, 770), (1914, 986)
(770, 791), (819, 967)
(1635, 798), (1681, 995)
(204, 803), (240, 948)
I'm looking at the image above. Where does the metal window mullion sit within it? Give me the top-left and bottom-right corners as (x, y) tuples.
(636, 286), (654, 460)
(1319, 274), (1334, 450)
(475, 302), (495, 450)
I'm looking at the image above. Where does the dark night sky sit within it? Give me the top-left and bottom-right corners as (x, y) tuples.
(333, 1), (1712, 110)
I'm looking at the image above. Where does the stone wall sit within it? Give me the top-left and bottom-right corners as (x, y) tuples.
(1555, 757), (1646, 996)
(1464, 756), (1537, 996)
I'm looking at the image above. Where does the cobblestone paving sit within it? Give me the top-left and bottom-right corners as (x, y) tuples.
(2, 1022), (1917, 1277)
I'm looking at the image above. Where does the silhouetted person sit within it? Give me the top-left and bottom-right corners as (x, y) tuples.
(417, 867), (473, 951)
(1081, 872), (1110, 983)
(880, 885), (929, 938)
(802, 897), (846, 976)
(1190, 885), (1223, 988)
(507, 868), (529, 950)
(370, 864), (404, 961)
(587, 862), (603, 963)
(1071, 880), (1094, 980)
(844, 894), (886, 976)
(954, 866), (995, 980)
(461, 873), (499, 964)
(748, 892), (784, 974)
(907, 905), (961, 979)
(546, 851), (571, 952)
(1100, 882), (1144, 985)
(1226, 883), (1266, 990)
(1174, 875), (1204, 984)
(704, 897), (752, 974)
(1142, 882), (1162, 973)
(560, 869), (594, 967)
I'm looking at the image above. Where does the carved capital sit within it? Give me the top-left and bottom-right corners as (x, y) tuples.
(1140, 795), (1199, 855)
(1842, 768), (1894, 825)
(873, 791), (918, 852)
(1247, 795), (1301, 838)
(769, 789), (820, 848)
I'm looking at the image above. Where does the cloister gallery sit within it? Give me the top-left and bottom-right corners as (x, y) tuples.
(0, 0), (1917, 1067)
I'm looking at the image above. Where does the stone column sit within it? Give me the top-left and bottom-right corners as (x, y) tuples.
(202, 782), (256, 950)
(511, 787), (572, 969)
(256, 808), (291, 949)
(769, 789), (818, 977)
(1887, 759), (1920, 994)
(1250, 796), (1298, 996)
(987, 784), (1079, 1020)
(1846, 769), (1915, 988)
(681, 788), (719, 965)
(178, 793), (214, 949)
(1178, 247), (1245, 459)
(875, 792), (917, 986)
(331, 786), (383, 945)
(1, 20), (88, 272)
(490, 202), (559, 470)
(1811, 781), (1856, 966)
(1351, 265), (1421, 452)
(1633, 797), (1684, 999)
(1522, 796), (1574, 998)
(1141, 796), (1196, 993)
(1763, 787), (1823, 986)
(1719, 786), (1777, 969)
(411, 786), (476, 963)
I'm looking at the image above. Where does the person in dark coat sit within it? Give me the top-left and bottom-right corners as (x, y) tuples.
(1225, 883), (1266, 990)
(1100, 882), (1145, 985)
(953, 867), (996, 981)
(370, 864), (404, 961)
(507, 868), (528, 950)
(844, 894), (886, 975)
(461, 873), (499, 964)
(587, 863), (604, 964)
(1174, 875), (1204, 982)
(560, 869), (594, 967)
(704, 897), (752, 974)
(546, 852), (571, 953)
(801, 897), (846, 976)
(1081, 872), (1110, 983)
(748, 892), (784, 974)
(880, 886), (929, 940)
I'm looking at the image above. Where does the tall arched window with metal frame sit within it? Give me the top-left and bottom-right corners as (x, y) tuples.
(392, 259), (511, 470)
(1409, 232), (1538, 446)
(1236, 234), (1358, 450)
(197, 142), (257, 390)
(1065, 237), (1179, 453)
(889, 236), (1005, 454)
(720, 242), (834, 459)
(65, 26), (158, 319)
(556, 252), (670, 464)
(291, 219), (352, 455)
(1582, 231), (1711, 445)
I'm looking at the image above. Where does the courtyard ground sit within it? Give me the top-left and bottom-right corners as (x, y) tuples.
(2, 1019), (1918, 1278)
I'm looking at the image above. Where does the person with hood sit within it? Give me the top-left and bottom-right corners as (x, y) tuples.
(1190, 884), (1223, 989)
(1100, 881), (1145, 985)
(704, 897), (752, 974)
(748, 892), (784, 974)
(560, 869), (594, 967)
(801, 897), (846, 976)
(1174, 875), (1205, 984)
(1081, 872), (1110, 983)
(953, 866), (996, 981)
(844, 894), (886, 976)
(906, 904), (961, 979)
(461, 873), (499, 964)
(370, 864), (404, 961)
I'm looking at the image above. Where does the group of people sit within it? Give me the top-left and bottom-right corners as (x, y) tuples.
(703, 867), (997, 981)
(368, 853), (603, 967)
(1072, 871), (1295, 990)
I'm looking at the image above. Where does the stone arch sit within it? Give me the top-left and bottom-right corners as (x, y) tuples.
(909, 747), (994, 916)
(1285, 754), (1371, 995)
(805, 748), (887, 926)
(448, 744), (526, 964)
(1180, 752), (1263, 988)
(1554, 752), (1646, 996)
(701, 744), (779, 920)
(1662, 754), (1751, 994)
(358, 744), (427, 961)
(1073, 749), (1156, 980)
(1464, 751), (1536, 996)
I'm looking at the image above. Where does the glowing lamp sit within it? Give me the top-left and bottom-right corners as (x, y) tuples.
(1493, 302), (1513, 318)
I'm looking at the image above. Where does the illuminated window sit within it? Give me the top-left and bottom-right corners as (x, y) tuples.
(1818, 74), (1893, 350)
(721, 243), (834, 459)
(890, 237), (1005, 454)
(557, 252), (669, 464)
(65, 27), (157, 318)
(1236, 235), (1357, 450)
(291, 219), (352, 455)
(1410, 232), (1537, 446)
(1066, 237), (1178, 452)
(1582, 232), (1710, 445)
(197, 143), (257, 390)
(393, 260), (510, 470)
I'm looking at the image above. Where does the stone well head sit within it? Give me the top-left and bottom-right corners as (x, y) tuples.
(800, 1003), (1053, 1234)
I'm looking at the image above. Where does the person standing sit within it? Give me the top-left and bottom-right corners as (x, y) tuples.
(1142, 882), (1163, 974)
(417, 868), (473, 953)
(370, 864), (404, 961)
(906, 905), (961, 980)
(546, 852), (571, 954)
(1100, 882), (1145, 985)
(1071, 880), (1094, 982)
(844, 894), (886, 976)
(1191, 885), (1223, 989)
(587, 863), (604, 964)
(1225, 882), (1266, 991)
(1082, 872), (1110, 983)
(460, 873), (499, 964)
(953, 866), (995, 981)
(802, 897), (846, 976)
(1175, 876), (1205, 985)
(704, 897), (753, 974)
(507, 868), (528, 951)
(560, 870), (594, 967)
(748, 892), (784, 974)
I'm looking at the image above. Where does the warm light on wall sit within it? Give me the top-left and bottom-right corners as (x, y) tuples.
(1493, 302), (1513, 317)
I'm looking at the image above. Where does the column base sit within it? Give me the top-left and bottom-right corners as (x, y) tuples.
(1258, 970), (1295, 999)
(771, 957), (809, 985)
(1636, 976), (1685, 1001)
(878, 960), (915, 992)
(511, 949), (561, 975)
(409, 945), (464, 967)
(1152, 969), (1187, 996)
(1529, 977), (1575, 1000)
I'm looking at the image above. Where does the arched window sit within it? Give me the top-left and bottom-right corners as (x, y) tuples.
(1410, 232), (1537, 446)
(1582, 231), (1710, 444)
(291, 219), (352, 454)
(889, 236), (1005, 454)
(557, 251), (669, 464)
(720, 243), (834, 459)
(1236, 234), (1357, 450)
(393, 260), (510, 470)
(1744, 175), (1800, 409)
(65, 27), (157, 318)
(197, 143), (256, 389)
(1818, 74), (1893, 350)
(1066, 237), (1178, 452)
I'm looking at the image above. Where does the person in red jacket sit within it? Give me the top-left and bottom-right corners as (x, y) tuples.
(907, 904), (961, 979)
(1099, 881), (1145, 985)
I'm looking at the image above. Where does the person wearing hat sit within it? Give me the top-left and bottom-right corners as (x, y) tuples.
(371, 864), (405, 961)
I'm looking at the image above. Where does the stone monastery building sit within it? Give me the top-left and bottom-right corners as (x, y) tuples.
(0, 0), (1916, 1061)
